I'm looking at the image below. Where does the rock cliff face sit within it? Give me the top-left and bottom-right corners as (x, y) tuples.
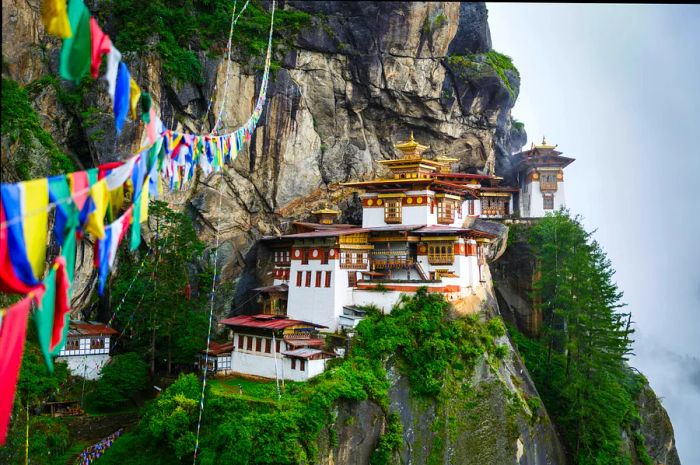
(0, 2), (680, 464)
(2, 1), (524, 310)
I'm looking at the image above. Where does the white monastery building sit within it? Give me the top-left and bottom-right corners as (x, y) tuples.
(55, 321), (119, 380)
(217, 134), (574, 381)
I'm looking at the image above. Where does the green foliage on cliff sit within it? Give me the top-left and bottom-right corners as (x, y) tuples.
(98, 290), (509, 464)
(446, 50), (519, 97)
(99, 0), (311, 84)
(1, 77), (76, 181)
(509, 210), (649, 465)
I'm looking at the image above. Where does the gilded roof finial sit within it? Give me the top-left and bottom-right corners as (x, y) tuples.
(409, 131), (415, 142)
(542, 136), (547, 145)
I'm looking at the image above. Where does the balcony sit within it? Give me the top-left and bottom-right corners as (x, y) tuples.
(539, 181), (558, 192)
(340, 260), (368, 269)
(371, 256), (414, 269)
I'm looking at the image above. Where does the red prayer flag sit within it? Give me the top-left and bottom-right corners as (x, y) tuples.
(49, 256), (71, 353)
(0, 289), (44, 444)
(89, 17), (112, 79)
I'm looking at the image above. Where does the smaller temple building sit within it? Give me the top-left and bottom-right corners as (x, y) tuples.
(55, 321), (118, 380)
(514, 137), (575, 217)
(197, 341), (234, 375)
(220, 314), (334, 382)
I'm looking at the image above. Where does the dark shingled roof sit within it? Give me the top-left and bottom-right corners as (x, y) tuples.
(465, 218), (508, 238)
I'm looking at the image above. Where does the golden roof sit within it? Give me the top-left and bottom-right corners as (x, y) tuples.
(312, 206), (340, 215)
(394, 132), (429, 159)
(534, 136), (558, 150)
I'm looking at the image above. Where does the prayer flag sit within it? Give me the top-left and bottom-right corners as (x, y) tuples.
(140, 93), (152, 123)
(0, 191), (38, 294)
(129, 78), (141, 120)
(34, 257), (71, 371)
(0, 290), (43, 445)
(19, 179), (49, 281)
(67, 170), (89, 211)
(59, 0), (91, 83)
(114, 62), (130, 133)
(84, 179), (108, 239)
(104, 45), (122, 101)
(89, 17), (112, 79)
(41, 0), (72, 39)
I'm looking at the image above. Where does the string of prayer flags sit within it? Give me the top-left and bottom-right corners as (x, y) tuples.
(89, 17), (112, 79)
(0, 192), (38, 295)
(0, 289), (44, 445)
(59, 0), (91, 84)
(41, 0), (72, 39)
(34, 256), (71, 372)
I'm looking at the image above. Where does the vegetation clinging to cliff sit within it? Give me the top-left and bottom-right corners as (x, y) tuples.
(98, 290), (508, 464)
(508, 210), (650, 465)
(447, 50), (520, 96)
(98, 0), (311, 84)
(1, 78), (76, 180)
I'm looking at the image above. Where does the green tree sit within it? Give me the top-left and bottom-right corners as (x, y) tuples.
(87, 352), (149, 411)
(518, 209), (638, 464)
(110, 201), (210, 374)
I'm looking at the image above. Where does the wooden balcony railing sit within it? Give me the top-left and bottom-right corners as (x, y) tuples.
(340, 261), (368, 269)
(539, 181), (558, 192)
(427, 254), (454, 265)
(371, 256), (415, 269)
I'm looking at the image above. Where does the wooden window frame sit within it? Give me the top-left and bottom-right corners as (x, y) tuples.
(315, 271), (322, 287)
(384, 199), (402, 223)
(301, 249), (308, 265)
(543, 194), (554, 210)
(305, 271), (312, 287)
(291, 358), (296, 370)
(468, 199), (475, 216)
(300, 359), (306, 371)
(296, 271), (303, 287)
(256, 337), (262, 352)
(265, 338), (271, 353)
(237, 334), (244, 349)
(325, 271), (332, 288)
(246, 336), (253, 351)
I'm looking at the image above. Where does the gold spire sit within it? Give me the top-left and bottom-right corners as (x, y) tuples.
(394, 131), (429, 160)
(312, 203), (340, 224)
(535, 136), (558, 150)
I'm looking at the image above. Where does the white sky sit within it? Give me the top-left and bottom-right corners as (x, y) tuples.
(487, 4), (700, 463)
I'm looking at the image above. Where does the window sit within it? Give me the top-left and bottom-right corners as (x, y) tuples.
(543, 194), (554, 210)
(296, 271), (303, 287)
(468, 199), (475, 216)
(66, 339), (79, 351)
(325, 271), (332, 287)
(265, 338), (271, 353)
(256, 338), (262, 352)
(246, 336), (253, 351)
(90, 338), (105, 350)
(348, 271), (357, 287)
(275, 339), (281, 354)
(305, 271), (311, 287)
(301, 249), (308, 264)
(237, 335), (244, 349)
(427, 242), (454, 265)
(437, 199), (455, 224)
(291, 358), (296, 370)
(320, 250), (328, 264)
(300, 359), (306, 371)
(315, 271), (322, 287)
(539, 173), (558, 191)
(384, 199), (402, 223)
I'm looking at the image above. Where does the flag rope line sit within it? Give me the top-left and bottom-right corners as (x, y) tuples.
(192, 174), (224, 464)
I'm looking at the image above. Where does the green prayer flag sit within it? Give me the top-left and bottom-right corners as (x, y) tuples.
(141, 93), (152, 123)
(130, 190), (142, 251)
(62, 227), (78, 288)
(59, 0), (92, 83)
(35, 268), (58, 372)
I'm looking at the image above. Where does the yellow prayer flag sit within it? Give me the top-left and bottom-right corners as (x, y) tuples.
(110, 184), (125, 220)
(140, 175), (150, 222)
(129, 78), (141, 120)
(20, 178), (49, 280)
(85, 179), (108, 239)
(41, 0), (72, 39)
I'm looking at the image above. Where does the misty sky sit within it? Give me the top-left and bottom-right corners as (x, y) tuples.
(487, 4), (700, 463)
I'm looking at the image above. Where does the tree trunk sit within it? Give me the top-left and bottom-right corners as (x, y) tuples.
(150, 325), (156, 375)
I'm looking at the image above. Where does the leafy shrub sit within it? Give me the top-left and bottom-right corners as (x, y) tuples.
(87, 352), (149, 411)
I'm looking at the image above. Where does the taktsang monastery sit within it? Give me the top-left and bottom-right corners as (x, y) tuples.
(211, 135), (574, 381)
